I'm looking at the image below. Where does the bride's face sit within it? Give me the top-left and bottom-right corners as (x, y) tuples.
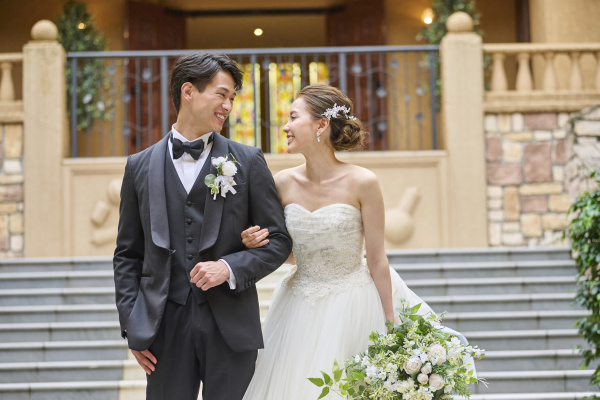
(283, 97), (320, 154)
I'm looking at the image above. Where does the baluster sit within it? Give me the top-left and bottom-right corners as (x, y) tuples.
(543, 52), (557, 91)
(569, 51), (583, 91)
(490, 52), (508, 91)
(0, 62), (15, 102)
(595, 51), (600, 90)
(515, 52), (533, 91)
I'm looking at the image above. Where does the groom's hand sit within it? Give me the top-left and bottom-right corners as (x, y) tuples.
(131, 349), (157, 375)
(190, 260), (230, 291)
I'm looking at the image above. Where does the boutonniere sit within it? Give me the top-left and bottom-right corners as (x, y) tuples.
(205, 153), (240, 200)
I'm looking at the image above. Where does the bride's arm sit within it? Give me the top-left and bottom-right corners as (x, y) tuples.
(359, 171), (395, 323)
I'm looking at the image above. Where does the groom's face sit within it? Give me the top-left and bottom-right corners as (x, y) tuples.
(185, 70), (237, 134)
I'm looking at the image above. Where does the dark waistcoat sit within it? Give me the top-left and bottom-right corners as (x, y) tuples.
(164, 149), (212, 305)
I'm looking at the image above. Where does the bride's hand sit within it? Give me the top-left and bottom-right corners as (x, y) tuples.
(241, 226), (270, 249)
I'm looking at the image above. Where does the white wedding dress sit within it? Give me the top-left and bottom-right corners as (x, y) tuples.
(242, 203), (444, 400)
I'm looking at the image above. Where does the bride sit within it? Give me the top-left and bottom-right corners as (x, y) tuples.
(242, 84), (448, 399)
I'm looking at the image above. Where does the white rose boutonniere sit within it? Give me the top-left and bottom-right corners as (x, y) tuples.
(205, 153), (240, 200)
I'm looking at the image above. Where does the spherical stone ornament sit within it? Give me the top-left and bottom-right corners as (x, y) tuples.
(31, 20), (59, 41)
(446, 12), (473, 33)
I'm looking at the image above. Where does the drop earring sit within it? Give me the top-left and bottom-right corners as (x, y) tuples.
(316, 131), (321, 142)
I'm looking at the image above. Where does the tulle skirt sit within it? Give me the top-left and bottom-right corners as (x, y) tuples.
(243, 267), (435, 400)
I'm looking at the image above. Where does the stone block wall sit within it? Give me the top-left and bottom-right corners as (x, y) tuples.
(485, 112), (571, 246)
(565, 105), (600, 202)
(0, 122), (24, 258)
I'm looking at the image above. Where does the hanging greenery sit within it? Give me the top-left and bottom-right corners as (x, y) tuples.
(416, 0), (482, 109)
(56, 1), (108, 133)
(564, 169), (600, 398)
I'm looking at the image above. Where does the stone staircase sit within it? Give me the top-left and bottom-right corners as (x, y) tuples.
(0, 248), (597, 399)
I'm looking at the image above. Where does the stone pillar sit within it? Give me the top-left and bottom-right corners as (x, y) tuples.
(440, 12), (488, 247)
(23, 20), (67, 257)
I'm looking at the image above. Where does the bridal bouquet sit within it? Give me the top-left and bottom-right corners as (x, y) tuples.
(309, 302), (485, 399)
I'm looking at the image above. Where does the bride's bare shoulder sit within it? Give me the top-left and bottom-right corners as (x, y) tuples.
(344, 164), (378, 187)
(274, 164), (305, 187)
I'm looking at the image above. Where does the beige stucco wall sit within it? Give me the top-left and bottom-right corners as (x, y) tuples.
(61, 151), (450, 257)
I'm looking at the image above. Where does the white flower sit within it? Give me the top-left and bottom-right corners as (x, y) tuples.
(417, 373), (429, 385)
(212, 156), (227, 167)
(420, 362), (432, 375)
(365, 365), (378, 378)
(449, 337), (461, 346)
(419, 352), (429, 363)
(383, 380), (394, 392)
(221, 161), (237, 177)
(404, 355), (422, 374)
(429, 373), (445, 391)
(83, 93), (92, 104)
(428, 344), (447, 365)
(96, 101), (105, 111)
(354, 354), (361, 363)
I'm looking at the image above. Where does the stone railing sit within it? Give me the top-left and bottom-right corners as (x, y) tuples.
(0, 53), (24, 257)
(484, 43), (600, 113)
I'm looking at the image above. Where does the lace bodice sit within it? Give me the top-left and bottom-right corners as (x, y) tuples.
(280, 203), (373, 302)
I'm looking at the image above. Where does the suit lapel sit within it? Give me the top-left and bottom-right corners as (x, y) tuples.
(199, 133), (228, 253)
(148, 134), (171, 250)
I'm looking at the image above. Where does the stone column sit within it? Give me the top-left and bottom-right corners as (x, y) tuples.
(440, 12), (488, 247)
(23, 20), (67, 257)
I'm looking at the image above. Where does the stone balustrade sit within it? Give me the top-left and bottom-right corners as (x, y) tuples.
(483, 43), (600, 113)
(0, 54), (23, 123)
(0, 53), (24, 258)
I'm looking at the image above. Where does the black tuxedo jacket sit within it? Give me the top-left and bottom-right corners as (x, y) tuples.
(113, 133), (292, 352)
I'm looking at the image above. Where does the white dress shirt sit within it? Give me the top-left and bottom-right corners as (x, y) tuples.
(168, 126), (237, 289)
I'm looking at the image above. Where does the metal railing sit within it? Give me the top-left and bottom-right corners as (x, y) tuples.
(66, 45), (439, 157)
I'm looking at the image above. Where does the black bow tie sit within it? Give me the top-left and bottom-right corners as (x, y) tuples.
(171, 134), (213, 160)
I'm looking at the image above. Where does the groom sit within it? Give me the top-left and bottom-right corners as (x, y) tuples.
(113, 53), (292, 400)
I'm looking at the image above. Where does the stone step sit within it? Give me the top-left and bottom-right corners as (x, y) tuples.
(0, 305), (118, 323)
(475, 370), (593, 394)
(442, 310), (588, 331)
(0, 257), (113, 273)
(0, 321), (121, 342)
(0, 360), (124, 384)
(476, 349), (585, 372)
(424, 293), (577, 313)
(0, 271), (115, 289)
(0, 380), (146, 400)
(387, 247), (572, 264)
(460, 392), (600, 400)
(463, 329), (585, 351)
(0, 287), (115, 306)
(406, 276), (576, 296)
(393, 259), (577, 280)
(0, 340), (128, 363)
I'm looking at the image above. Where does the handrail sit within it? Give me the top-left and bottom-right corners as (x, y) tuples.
(66, 45), (439, 58)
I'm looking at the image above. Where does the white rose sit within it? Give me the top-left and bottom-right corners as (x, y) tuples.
(420, 362), (432, 375)
(212, 157), (226, 167)
(417, 373), (429, 385)
(428, 344), (447, 365)
(221, 161), (237, 177)
(403, 356), (422, 374)
(429, 373), (445, 391)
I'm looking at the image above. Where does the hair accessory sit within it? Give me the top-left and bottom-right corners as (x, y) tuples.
(316, 131), (321, 142)
(322, 103), (357, 121)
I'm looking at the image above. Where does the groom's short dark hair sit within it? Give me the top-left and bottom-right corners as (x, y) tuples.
(170, 53), (243, 112)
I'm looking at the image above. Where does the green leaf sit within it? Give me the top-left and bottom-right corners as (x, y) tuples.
(318, 387), (330, 399)
(411, 303), (422, 314)
(321, 371), (332, 385)
(333, 360), (343, 382)
(308, 377), (324, 387)
(204, 174), (216, 186)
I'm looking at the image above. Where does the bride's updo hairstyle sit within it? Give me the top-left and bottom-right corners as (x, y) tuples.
(297, 84), (368, 151)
